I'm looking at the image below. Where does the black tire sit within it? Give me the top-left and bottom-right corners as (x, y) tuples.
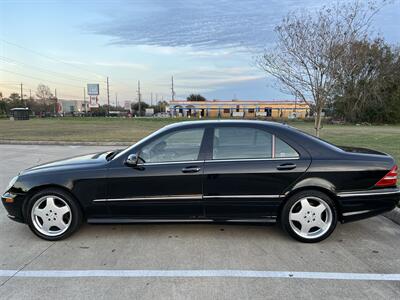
(26, 188), (83, 241)
(280, 190), (337, 243)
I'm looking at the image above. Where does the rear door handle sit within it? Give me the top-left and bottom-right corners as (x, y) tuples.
(276, 163), (296, 171)
(182, 166), (201, 173)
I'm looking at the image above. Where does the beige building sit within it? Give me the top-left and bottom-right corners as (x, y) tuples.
(58, 99), (88, 114)
(168, 100), (310, 119)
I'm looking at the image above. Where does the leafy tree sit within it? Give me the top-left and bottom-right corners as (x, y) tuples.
(187, 94), (206, 101)
(153, 100), (168, 113)
(0, 100), (6, 115)
(131, 101), (149, 116)
(332, 39), (400, 123)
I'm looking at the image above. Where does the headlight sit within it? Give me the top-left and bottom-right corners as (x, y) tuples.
(5, 176), (18, 192)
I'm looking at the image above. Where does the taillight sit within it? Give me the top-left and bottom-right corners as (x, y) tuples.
(375, 165), (398, 187)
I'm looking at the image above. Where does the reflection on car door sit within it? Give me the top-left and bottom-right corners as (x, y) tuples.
(203, 126), (311, 219)
(106, 127), (206, 219)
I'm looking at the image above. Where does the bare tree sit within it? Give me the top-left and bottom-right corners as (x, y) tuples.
(36, 84), (53, 104)
(258, 1), (385, 136)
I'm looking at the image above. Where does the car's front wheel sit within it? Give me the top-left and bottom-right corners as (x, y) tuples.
(280, 190), (337, 243)
(26, 188), (82, 241)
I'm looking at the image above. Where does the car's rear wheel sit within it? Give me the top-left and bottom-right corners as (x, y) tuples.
(280, 190), (337, 243)
(26, 188), (82, 241)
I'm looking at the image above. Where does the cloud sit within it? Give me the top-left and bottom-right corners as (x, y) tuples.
(93, 61), (148, 70)
(172, 66), (265, 92)
(61, 59), (148, 70)
(88, 0), (331, 51)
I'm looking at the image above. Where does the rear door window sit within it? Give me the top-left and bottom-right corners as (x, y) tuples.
(213, 127), (272, 159)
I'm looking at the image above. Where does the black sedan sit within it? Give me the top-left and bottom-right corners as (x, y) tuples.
(2, 120), (399, 242)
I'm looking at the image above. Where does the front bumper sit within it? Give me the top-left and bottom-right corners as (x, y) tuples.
(1, 192), (26, 223)
(337, 188), (400, 223)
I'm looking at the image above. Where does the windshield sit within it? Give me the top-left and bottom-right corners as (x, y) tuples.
(113, 126), (171, 160)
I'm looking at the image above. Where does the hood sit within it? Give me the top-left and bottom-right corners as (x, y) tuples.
(20, 151), (112, 175)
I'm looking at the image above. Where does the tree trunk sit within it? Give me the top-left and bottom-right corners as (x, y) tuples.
(314, 106), (323, 137)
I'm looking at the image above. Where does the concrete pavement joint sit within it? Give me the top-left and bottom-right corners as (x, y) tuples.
(0, 242), (55, 289)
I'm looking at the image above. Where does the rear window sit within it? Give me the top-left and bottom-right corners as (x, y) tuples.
(286, 125), (343, 152)
(275, 137), (299, 158)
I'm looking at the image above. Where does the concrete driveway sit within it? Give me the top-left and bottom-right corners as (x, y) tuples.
(0, 144), (399, 299)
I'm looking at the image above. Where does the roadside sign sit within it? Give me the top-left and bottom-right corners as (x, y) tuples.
(87, 84), (100, 96)
(89, 96), (99, 108)
(145, 108), (154, 116)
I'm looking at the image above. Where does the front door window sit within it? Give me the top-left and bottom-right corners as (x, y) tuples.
(141, 128), (205, 163)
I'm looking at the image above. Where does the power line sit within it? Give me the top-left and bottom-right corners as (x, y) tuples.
(0, 38), (107, 81)
(0, 39), (136, 93)
(0, 68), (85, 89)
(0, 56), (106, 84)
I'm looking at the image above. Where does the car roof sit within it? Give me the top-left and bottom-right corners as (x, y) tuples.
(161, 120), (348, 158)
(163, 119), (290, 130)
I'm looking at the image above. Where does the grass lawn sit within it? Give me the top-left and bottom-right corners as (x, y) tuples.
(0, 117), (399, 163)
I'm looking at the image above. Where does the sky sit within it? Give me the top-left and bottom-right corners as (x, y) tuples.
(0, 0), (399, 105)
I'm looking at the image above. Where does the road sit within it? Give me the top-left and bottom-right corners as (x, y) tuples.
(0, 144), (399, 299)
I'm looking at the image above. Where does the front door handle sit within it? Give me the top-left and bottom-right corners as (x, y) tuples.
(276, 163), (297, 171)
(182, 166), (201, 173)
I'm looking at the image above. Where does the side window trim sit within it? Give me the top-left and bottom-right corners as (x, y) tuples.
(205, 157), (299, 163)
(137, 160), (204, 166)
(272, 134), (276, 159)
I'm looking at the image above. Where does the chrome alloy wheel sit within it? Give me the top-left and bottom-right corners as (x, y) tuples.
(31, 195), (72, 237)
(288, 196), (333, 239)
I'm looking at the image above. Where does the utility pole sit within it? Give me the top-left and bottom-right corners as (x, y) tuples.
(83, 87), (87, 114)
(29, 89), (32, 99)
(171, 76), (175, 101)
(150, 92), (153, 106)
(107, 77), (110, 117)
(20, 83), (24, 106)
(115, 93), (118, 107)
(137, 80), (141, 117)
(54, 88), (57, 115)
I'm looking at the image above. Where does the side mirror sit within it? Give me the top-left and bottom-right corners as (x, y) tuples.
(125, 153), (139, 167)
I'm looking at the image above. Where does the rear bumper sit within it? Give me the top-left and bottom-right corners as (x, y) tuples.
(337, 188), (400, 223)
(1, 192), (26, 223)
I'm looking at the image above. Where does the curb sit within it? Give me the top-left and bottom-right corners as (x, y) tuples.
(383, 207), (400, 226)
(0, 140), (132, 146)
